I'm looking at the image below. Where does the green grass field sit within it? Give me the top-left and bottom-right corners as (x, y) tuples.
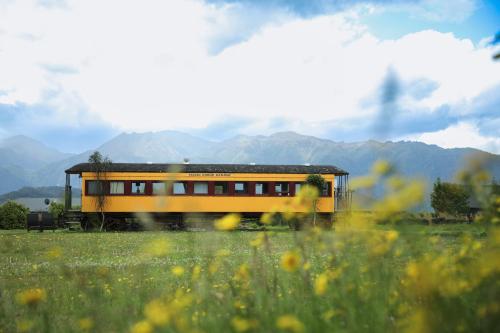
(0, 222), (498, 333)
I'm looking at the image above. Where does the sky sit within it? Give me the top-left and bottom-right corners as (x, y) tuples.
(0, 0), (499, 153)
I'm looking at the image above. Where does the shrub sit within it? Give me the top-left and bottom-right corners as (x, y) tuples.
(0, 201), (29, 229)
(48, 201), (65, 218)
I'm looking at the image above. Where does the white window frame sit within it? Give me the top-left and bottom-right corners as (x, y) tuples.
(109, 181), (124, 195)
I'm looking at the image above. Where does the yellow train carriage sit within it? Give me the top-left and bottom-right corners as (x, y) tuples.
(64, 163), (349, 227)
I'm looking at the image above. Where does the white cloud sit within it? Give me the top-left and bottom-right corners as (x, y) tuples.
(403, 0), (477, 22)
(0, 0), (499, 152)
(405, 122), (500, 154)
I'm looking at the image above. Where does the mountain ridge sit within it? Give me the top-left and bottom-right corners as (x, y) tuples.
(0, 131), (499, 204)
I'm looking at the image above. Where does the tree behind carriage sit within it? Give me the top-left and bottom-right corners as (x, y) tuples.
(88, 151), (112, 231)
(306, 174), (326, 226)
(430, 178), (469, 219)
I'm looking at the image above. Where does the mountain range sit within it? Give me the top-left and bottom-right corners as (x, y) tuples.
(1, 131), (499, 208)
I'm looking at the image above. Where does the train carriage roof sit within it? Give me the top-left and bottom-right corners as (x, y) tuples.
(66, 163), (348, 175)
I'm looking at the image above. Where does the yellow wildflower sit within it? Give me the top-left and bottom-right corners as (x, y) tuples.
(215, 249), (231, 257)
(46, 246), (62, 259)
(78, 317), (94, 331)
(17, 288), (46, 306)
(322, 309), (337, 321)
(144, 299), (171, 326)
(234, 300), (246, 310)
(280, 251), (301, 272)
(314, 273), (329, 296)
(130, 320), (153, 333)
(387, 176), (405, 190)
(231, 316), (258, 332)
(250, 233), (266, 248)
(214, 213), (241, 231)
(191, 265), (202, 281)
(282, 206), (296, 221)
(234, 264), (250, 282)
(372, 160), (392, 175)
(276, 315), (304, 333)
(143, 239), (169, 257)
(172, 290), (193, 310)
(404, 308), (428, 333)
(406, 262), (419, 279)
(386, 230), (399, 242)
(171, 266), (185, 277)
(260, 212), (274, 224)
(209, 262), (219, 275)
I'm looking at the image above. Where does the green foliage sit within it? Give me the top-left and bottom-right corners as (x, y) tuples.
(0, 201), (29, 229)
(88, 151), (112, 231)
(431, 178), (470, 217)
(48, 201), (64, 218)
(305, 174), (325, 192)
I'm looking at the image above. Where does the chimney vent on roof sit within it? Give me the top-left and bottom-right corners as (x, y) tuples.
(183, 158), (190, 164)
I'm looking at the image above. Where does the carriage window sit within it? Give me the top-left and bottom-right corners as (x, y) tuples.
(275, 182), (289, 196)
(234, 182), (247, 194)
(214, 182), (228, 195)
(152, 182), (167, 195)
(295, 183), (304, 195)
(109, 181), (124, 195)
(173, 182), (187, 195)
(194, 182), (208, 194)
(255, 183), (268, 195)
(322, 182), (331, 196)
(131, 182), (146, 195)
(87, 180), (105, 195)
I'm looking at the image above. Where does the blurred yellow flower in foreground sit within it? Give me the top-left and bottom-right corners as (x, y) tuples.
(386, 230), (399, 242)
(322, 309), (337, 321)
(372, 160), (392, 176)
(276, 315), (305, 333)
(231, 316), (258, 332)
(280, 251), (301, 272)
(46, 246), (62, 259)
(314, 273), (329, 296)
(260, 212), (273, 224)
(294, 185), (318, 207)
(17, 320), (34, 332)
(144, 299), (171, 326)
(215, 213), (241, 231)
(171, 266), (185, 277)
(250, 233), (266, 248)
(130, 320), (153, 333)
(17, 288), (46, 306)
(143, 239), (170, 257)
(216, 248), (231, 257)
(234, 264), (250, 282)
(351, 175), (376, 190)
(78, 317), (94, 331)
(191, 265), (201, 281)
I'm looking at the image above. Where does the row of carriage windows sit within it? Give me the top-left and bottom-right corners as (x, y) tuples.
(87, 180), (331, 197)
